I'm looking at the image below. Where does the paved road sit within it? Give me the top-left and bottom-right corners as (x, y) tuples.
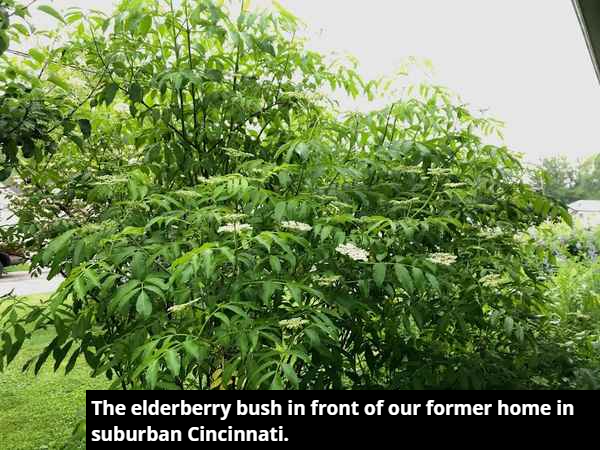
(0, 270), (64, 297)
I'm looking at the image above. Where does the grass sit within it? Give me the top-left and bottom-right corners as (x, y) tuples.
(4, 263), (30, 273)
(0, 294), (108, 450)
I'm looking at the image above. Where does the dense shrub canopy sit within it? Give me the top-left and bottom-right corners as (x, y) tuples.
(1, 0), (573, 389)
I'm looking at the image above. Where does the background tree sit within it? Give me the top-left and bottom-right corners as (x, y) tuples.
(531, 154), (600, 204)
(0, 1), (98, 182)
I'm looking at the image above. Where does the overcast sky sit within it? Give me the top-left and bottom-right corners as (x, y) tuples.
(26, 0), (600, 163)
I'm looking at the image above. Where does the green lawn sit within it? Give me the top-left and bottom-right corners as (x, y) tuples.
(0, 294), (108, 450)
(4, 263), (30, 273)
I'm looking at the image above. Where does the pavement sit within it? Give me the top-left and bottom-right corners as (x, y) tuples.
(1, 186), (62, 297)
(0, 270), (64, 297)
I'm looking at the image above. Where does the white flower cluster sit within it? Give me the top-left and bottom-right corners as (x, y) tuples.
(278, 318), (309, 330)
(399, 164), (423, 174)
(427, 167), (452, 177)
(480, 273), (504, 288)
(393, 197), (420, 206)
(168, 303), (190, 313)
(113, 103), (130, 114)
(478, 227), (503, 239)
(281, 221), (312, 232)
(444, 182), (466, 189)
(513, 233), (528, 243)
(428, 252), (457, 266)
(217, 222), (253, 234)
(336, 243), (370, 262)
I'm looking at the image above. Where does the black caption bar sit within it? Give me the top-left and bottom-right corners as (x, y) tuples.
(87, 390), (592, 447)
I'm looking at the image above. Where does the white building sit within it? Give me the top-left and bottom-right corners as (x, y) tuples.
(568, 200), (600, 228)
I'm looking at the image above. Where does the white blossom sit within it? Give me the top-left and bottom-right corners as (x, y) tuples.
(281, 221), (312, 232)
(278, 317), (309, 330)
(217, 222), (252, 234)
(392, 197), (420, 206)
(444, 182), (466, 189)
(427, 252), (457, 266)
(478, 227), (503, 239)
(168, 303), (190, 313)
(480, 273), (504, 288)
(427, 167), (452, 176)
(113, 103), (130, 114)
(399, 164), (423, 174)
(336, 243), (369, 262)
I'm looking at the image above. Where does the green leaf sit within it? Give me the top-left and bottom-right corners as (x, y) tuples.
(394, 264), (414, 294)
(269, 256), (281, 274)
(78, 119), (91, 138)
(21, 138), (34, 158)
(411, 267), (425, 291)
(223, 304), (248, 319)
(146, 360), (159, 389)
(205, 69), (223, 82)
(261, 281), (277, 305)
(43, 229), (77, 264)
(28, 48), (45, 63)
(504, 316), (514, 336)
(12, 23), (29, 36)
(164, 349), (180, 377)
(0, 165), (11, 181)
(38, 5), (66, 24)
(0, 32), (7, 56)
(183, 340), (205, 361)
(136, 290), (152, 318)
(214, 311), (230, 326)
(102, 83), (119, 106)
(274, 202), (286, 221)
(110, 280), (141, 313)
(131, 252), (147, 280)
(281, 363), (299, 388)
(138, 15), (152, 36)
(425, 272), (440, 291)
(259, 40), (276, 56)
(373, 263), (386, 288)
(47, 74), (70, 91)
(128, 82), (143, 103)
(515, 324), (524, 342)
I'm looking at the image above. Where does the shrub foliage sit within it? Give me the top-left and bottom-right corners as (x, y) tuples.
(1, 0), (573, 389)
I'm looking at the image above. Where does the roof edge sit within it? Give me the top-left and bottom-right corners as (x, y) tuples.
(573, 0), (600, 84)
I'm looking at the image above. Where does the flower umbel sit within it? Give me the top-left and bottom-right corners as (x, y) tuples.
(336, 243), (369, 262)
(278, 318), (309, 330)
(217, 222), (252, 234)
(281, 221), (312, 232)
(428, 252), (457, 266)
(480, 273), (504, 288)
(478, 227), (503, 239)
(427, 167), (452, 177)
(444, 182), (467, 189)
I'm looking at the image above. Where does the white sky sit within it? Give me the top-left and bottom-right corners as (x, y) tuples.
(24, 0), (600, 163)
